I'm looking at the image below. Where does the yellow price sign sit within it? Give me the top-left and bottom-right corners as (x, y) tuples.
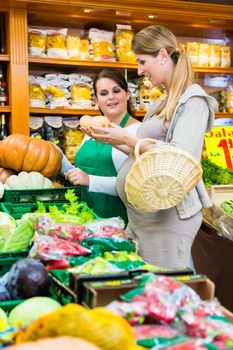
(205, 126), (233, 170)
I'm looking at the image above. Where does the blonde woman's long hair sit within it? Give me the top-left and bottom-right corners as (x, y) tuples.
(132, 25), (194, 121)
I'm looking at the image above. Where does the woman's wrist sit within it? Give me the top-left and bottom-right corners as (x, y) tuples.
(123, 133), (139, 149)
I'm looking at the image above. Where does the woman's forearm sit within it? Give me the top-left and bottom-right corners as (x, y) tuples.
(114, 144), (132, 155)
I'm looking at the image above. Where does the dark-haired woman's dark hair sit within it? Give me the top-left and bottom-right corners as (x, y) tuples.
(93, 68), (134, 116)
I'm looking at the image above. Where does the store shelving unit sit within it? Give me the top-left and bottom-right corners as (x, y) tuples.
(0, 0), (233, 134)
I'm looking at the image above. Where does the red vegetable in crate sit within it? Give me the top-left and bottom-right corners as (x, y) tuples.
(35, 217), (91, 242)
(30, 235), (91, 262)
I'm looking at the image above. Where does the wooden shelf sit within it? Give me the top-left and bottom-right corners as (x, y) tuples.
(30, 107), (145, 118)
(194, 67), (233, 74)
(28, 57), (233, 74)
(30, 107), (99, 115)
(0, 106), (11, 112)
(30, 108), (233, 120)
(28, 57), (137, 70)
(215, 112), (233, 119)
(0, 54), (10, 62)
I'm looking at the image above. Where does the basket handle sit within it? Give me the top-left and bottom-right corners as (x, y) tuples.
(134, 138), (156, 160)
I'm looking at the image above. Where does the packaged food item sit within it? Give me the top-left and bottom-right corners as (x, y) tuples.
(209, 44), (221, 67)
(89, 28), (115, 61)
(198, 43), (210, 67)
(67, 34), (81, 58)
(227, 83), (233, 113)
(221, 45), (231, 68)
(45, 85), (70, 109)
(63, 117), (84, 163)
(44, 116), (65, 151)
(46, 28), (67, 58)
(28, 27), (47, 56)
(30, 116), (45, 139)
(80, 39), (90, 60)
(29, 84), (46, 108)
(70, 83), (92, 108)
(185, 42), (199, 67)
(115, 24), (136, 63)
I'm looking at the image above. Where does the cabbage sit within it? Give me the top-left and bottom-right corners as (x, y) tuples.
(0, 212), (16, 250)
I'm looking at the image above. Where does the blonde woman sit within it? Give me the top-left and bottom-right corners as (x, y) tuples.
(89, 25), (218, 268)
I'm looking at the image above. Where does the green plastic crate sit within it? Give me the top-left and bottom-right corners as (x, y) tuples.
(0, 185), (90, 219)
(0, 251), (29, 277)
(3, 185), (85, 203)
(0, 201), (69, 220)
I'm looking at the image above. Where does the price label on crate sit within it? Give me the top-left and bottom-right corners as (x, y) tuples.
(205, 126), (233, 169)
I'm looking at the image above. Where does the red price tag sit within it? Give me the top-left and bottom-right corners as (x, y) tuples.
(205, 126), (233, 170)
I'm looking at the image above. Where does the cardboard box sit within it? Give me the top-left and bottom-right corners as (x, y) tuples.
(81, 274), (215, 309)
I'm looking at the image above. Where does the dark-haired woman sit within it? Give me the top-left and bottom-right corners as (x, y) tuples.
(64, 68), (140, 223)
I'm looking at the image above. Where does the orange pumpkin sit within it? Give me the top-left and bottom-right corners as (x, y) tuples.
(0, 166), (17, 184)
(0, 134), (62, 178)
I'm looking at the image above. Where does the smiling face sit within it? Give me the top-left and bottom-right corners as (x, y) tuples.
(136, 51), (174, 91)
(95, 77), (130, 121)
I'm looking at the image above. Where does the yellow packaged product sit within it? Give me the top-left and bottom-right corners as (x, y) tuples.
(67, 35), (81, 58)
(29, 84), (46, 108)
(80, 39), (90, 60)
(115, 24), (136, 63)
(185, 42), (199, 67)
(45, 85), (70, 109)
(227, 84), (233, 113)
(28, 27), (47, 56)
(198, 43), (210, 67)
(63, 117), (84, 163)
(70, 84), (92, 108)
(89, 28), (115, 61)
(221, 45), (231, 68)
(209, 44), (221, 67)
(46, 28), (67, 58)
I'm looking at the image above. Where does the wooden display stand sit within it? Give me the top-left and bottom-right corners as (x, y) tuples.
(0, 0), (232, 135)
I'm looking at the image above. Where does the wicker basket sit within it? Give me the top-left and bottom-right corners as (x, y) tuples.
(125, 138), (202, 212)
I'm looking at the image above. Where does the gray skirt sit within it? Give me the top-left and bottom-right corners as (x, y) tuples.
(125, 206), (202, 269)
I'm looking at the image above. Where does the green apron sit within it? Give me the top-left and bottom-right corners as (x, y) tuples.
(74, 112), (130, 224)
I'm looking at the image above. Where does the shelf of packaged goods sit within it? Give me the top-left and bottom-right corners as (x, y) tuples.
(0, 106), (11, 112)
(28, 57), (137, 69)
(28, 57), (233, 74)
(0, 55), (10, 62)
(215, 112), (233, 119)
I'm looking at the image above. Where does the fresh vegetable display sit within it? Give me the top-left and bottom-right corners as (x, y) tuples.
(201, 159), (233, 187)
(0, 134), (62, 178)
(34, 189), (95, 224)
(220, 200), (233, 218)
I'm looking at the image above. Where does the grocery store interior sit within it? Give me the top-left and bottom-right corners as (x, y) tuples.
(0, 0), (233, 349)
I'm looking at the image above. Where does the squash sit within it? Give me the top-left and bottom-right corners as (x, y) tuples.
(0, 134), (62, 178)
(0, 167), (16, 184)
(4, 171), (53, 190)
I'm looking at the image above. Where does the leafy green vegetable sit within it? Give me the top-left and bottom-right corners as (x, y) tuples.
(3, 220), (34, 252)
(201, 159), (233, 187)
(220, 200), (233, 218)
(35, 189), (95, 224)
